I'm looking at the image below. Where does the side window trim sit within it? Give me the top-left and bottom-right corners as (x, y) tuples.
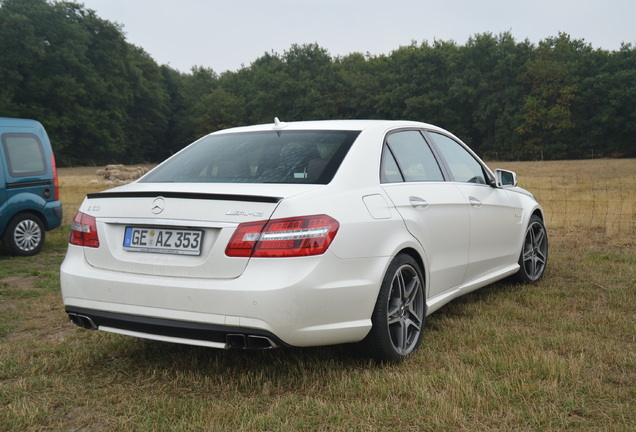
(414, 129), (447, 182)
(380, 143), (404, 183)
(420, 130), (452, 181)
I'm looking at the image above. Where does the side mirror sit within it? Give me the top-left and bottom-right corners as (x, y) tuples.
(495, 169), (517, 188)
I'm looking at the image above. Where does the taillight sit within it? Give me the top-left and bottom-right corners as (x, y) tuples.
(69, 211), (100, 248)
(50, 153), (59, 201)
(225, 215), (339, 258)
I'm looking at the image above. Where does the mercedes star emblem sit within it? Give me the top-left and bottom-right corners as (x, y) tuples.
(151, 197), (166, 214)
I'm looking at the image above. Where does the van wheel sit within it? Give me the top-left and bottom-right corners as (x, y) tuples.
(3, 214), (45, 256)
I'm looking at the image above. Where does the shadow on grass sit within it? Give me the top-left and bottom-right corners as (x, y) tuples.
(425, 279), (525, 331)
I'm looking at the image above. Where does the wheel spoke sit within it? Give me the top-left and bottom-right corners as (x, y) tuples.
(389, 322), (402, 352)
(405, 317), (422, 334)
(524, 251), (536, 275)
(535, 250), (547, 265)
(399, 319), (409, 351)
(407, 306), (423, 328)
(396, 271), (406, 299)
(523, 247), (534, 261)
(388, 318), (406, 350)
(405, 279), (423, 327)
(533, 228), (545, 249)
(387, 299), (401, 325)
(404, 276), (419, 301)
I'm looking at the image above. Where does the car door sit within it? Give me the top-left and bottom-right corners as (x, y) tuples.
(426, 132), (523, 282)
(380, 130), (470, 298)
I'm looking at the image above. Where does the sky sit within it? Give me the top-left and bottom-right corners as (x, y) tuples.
(77, 0), (635, 74)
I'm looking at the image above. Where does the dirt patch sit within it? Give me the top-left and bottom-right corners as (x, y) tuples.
(0, 275), (38, 290)
(42, 321), (77, 342)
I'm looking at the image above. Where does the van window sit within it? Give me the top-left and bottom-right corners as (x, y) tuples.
(2, 133), (47, 177)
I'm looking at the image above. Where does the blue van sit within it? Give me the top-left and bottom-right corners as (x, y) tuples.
(0, 118), (63, 256)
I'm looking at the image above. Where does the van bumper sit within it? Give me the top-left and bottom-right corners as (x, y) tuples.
(44, 201), (63, 230)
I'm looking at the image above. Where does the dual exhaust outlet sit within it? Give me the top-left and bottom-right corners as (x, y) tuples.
(68, 312), (97, 330)
(226, 334), (277, 350)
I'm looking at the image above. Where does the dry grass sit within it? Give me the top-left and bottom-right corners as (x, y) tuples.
(57, 165), (156, 225)
(489, 159), (636, 236)
(0, 159), (634, 431)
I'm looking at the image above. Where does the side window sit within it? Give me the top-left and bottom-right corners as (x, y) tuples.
(428, 132), (488, 184)
(381, 130), (444, 183)
(2, 134), (47, 177)
(380, 147), (403, 182)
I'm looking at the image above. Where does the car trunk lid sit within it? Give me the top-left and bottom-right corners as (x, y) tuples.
(78, 183), (318, 279)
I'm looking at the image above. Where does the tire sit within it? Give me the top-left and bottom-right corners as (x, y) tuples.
(515, 215), (548, 284)
(361, 254), (426, 361)
(2, 213), (45, 256)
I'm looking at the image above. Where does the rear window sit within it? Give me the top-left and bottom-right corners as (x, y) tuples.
(1, 133), (47, 177)
(142, 130), (360, 184)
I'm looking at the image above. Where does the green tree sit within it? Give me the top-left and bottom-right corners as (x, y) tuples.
(333, 52), (383, 119)
(516, 33), (589, 159)
(2, 0), (634, 163)
(190, 88), (244, 136)
(121, 47), (170, 162)
(279, 43), (342, 120)
(451, 33), (533, 158)
(231, 51), (287, 124)
(0, 0), (171, 165)
(376, 39), (499, 144)
(173, 66), (221, 143)
(576, 44), (636, 157)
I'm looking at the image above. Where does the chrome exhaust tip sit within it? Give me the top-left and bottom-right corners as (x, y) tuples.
(226, 334), (278, 350)
(68, 313), (97, 330)
(247, 335), (277, 350)
(226, 334), (246, 349)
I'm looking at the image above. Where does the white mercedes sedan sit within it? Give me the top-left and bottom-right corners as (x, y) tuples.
(61, 119), (548, 361)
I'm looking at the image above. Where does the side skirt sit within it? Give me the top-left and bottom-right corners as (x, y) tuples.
(426, 264), (519, 316)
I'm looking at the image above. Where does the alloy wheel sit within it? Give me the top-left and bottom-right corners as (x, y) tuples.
(386, 263), (425, 356)
(521, 220), (548, 281)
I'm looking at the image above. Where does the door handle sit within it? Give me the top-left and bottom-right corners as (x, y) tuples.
(469, 197), (482, 207)
(409, 197), (429, 208)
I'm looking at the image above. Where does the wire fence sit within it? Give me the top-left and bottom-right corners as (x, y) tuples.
(518, 176), (636, 236)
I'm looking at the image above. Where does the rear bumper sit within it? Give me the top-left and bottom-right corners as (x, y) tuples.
(66, 306), (286, 349)
(60, 244), (388, 348)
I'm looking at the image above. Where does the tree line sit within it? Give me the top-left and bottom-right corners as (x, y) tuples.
(1, 0), (634, 166)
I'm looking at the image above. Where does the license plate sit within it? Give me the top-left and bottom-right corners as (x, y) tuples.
(123, 227), (203, 255)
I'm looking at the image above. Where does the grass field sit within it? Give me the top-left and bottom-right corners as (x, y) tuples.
(0, 160), (634, 431)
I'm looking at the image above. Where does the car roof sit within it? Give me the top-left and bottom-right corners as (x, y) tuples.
(209, 119), (444, 135)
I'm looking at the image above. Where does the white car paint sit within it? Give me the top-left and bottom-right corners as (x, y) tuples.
(60, 119), (546, 359)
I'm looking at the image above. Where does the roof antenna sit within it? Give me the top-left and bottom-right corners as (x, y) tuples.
(273, 117), (287, 130)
